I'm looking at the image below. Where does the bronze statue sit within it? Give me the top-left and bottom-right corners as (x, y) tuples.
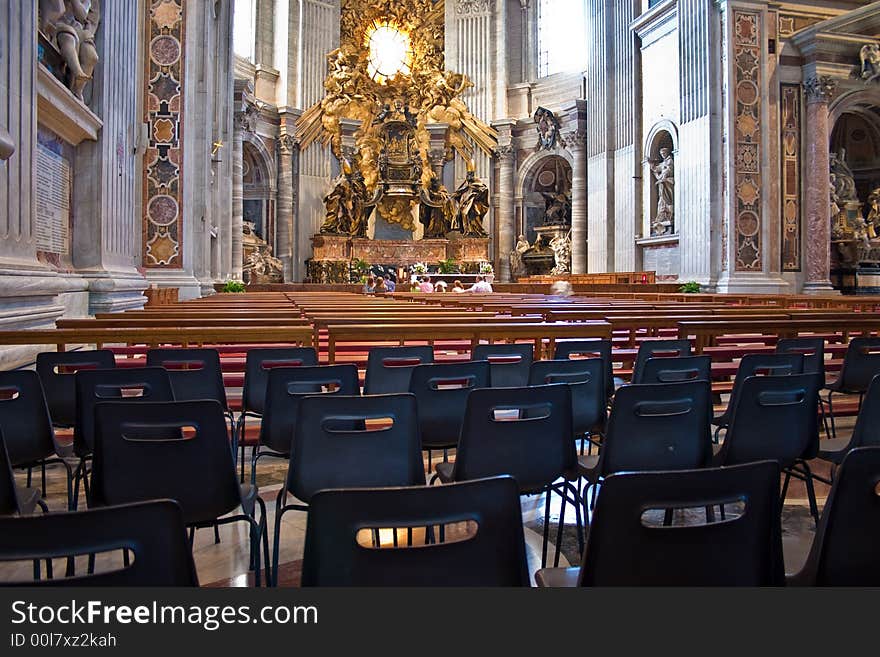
(320, 162), (361, 235)
(866, 188), (880, 240)
(349, 170), (371, 238)
(541, 189), (571, 225)
(451, 168), (489, 237)
(419, 176), (455, 238)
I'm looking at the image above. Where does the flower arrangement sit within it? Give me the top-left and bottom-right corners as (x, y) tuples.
(412, 262), (428, 275)
(479, 261), (494, 274)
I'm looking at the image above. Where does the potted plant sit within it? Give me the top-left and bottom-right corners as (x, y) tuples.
(438, 258), (459, 274)
(222, 280), (246, 293)
(678, 281), (701, 294)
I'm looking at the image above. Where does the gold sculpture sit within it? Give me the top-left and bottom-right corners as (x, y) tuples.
(297, 0), (497, 229)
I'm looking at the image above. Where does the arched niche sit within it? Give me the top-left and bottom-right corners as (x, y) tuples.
(516, 152), (573, 244)
(242, 136), (277, 247)
(642, 120), (679, 237)
(829, 92), (880, 204)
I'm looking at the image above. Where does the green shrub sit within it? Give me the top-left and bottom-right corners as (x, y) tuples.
(438, 258), (459, 274)
(678, 281), (701, 294)
(222, 280), (246, 293)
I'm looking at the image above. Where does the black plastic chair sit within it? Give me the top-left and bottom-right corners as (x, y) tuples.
(712, 353), (804, 440)
(408, 360), (490, 466)
(788, 447), (880, 586)
(0, 370), (76, 508)
(817, 374), (880, 467)
(821, 337), (880, 439)
(363, 345), (434, 395)
(535, 461), (784, 586)
(0, 500), (199, 586)
(632, 355), (712, 386)
(146, 347), (234, 432)
(251, 364), (360, 485)
(712, 372), (822, 524)
(35, 349), (116, 427)
(236, 347), (318, 481)
(631, 339), (691, 386)
(776, 337), (826, 378)
(528, 358), (607, 453)
(273, 393), (424, 585)
(578, 380), (712, 511)
(74, 367), (174, 508)
(91, 400), (269, 585)
(472, 343), (533, 387)
(554, 339), (615, 397)
(433, 384), (579, 567)
(0, 431), (47, 517)
(301, 476), (529, 587)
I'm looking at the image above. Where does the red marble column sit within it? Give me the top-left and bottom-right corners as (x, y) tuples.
(803, 76), (837, 294)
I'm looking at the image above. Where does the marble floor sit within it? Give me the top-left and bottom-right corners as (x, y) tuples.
(3, 421), (844, 587)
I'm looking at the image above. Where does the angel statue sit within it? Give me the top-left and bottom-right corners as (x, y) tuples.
(39, 0), (101, 100)
(451, 165), (490, 237)
(549, 232), (572, 276)
(860, 44), (880, 83)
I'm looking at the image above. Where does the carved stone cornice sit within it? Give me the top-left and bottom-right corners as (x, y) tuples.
(804, 76), (838, 105)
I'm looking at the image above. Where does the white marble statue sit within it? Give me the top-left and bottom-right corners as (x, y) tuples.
(651, 147), (675, 235)
(549, 232), (572, 276)
(508, 233), (530, 278)
(39, 0), (101, 100)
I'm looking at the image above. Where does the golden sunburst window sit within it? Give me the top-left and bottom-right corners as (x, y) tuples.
(365, 21), (413, 84)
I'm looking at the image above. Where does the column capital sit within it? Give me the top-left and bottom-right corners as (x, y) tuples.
(804, 76), (838, 105)
(278, 133), (298, 155)
(494, 143), (515, 161)
(565, 130), (587, 151)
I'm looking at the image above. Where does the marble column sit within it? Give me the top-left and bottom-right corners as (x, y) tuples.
(276, 132), (296, 281)
(569, 133), (588, 274)
(231, 119), (245, 281)
(495, 144), (516, 282)
(802, 76), (837, 294)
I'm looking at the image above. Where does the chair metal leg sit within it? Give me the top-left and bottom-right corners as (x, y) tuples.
(271, 489), (286, 586)
(827, 392), (837, 439)
(540, 489), (552, 568)
(800, 461), (821, 527)
(554, 486), (567, 568)
(781, 471), (792, 503)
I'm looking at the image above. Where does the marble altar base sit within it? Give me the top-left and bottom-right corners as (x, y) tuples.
(310, 235), (489, 266)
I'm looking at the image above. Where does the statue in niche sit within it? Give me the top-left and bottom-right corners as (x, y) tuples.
(39, 0), (101, 100)
(651, 147), (675, 236)
(320, 161), (362, 236)
(549, 232), (572, 276)
(419, 176), (455, 238)
(866, 188), (880, 240)
(830, 149), (858, 203)
(860, 44), (880, 83)
(541, 188), (572, 225)
(451, 166), (490, 237)
(534, 107), (562, 151)
(508, 234), (530, 278)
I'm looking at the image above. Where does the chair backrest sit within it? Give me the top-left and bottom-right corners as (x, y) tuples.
(632, 340), (692, 384)
(146, 348), (228, 409)
(0, 431), (22, 516)
(723, 353), (805, 420)
(797, 446), (880, 586)
(36, 349), (116, 427)
(408, 361), (490, 449)
(719, 372), (821, 467)
(633, 355), (712, 386)
(600, 380), (712, 475)
(578, 461), (783, 586)
(0, 500), (198, 586)
(242, 347), (318, 415)
(850, 375), (880, 450)
(472, 343), (533, 388)
(554, 339), (614, 397)
(261, 364), (360, 454)
(454, 384), (574, 492)
(527, 358), (606, 436)
(775, 337), (825, 377)
(301, 476), (529, 586)
(288, 394), (423, 503)
(74, 367), (174, 458)
(838, 337), (880, 393)
(364, 346), (434, 395)
(0, 370), (58, 467)
(92, 400), (242, 525)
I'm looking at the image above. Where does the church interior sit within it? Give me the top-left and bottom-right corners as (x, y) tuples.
(0, 0), (880, 590)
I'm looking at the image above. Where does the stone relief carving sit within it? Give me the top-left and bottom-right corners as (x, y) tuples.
(455, 0), (494, 15)
(859, 44), (880, 84)
(39, 0), (101, 100)
(534, 106), (563, 151)
(651, 147), (675, 236)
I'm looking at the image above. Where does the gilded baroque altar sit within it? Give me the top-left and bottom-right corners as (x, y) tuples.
(297, 0), (496, 282)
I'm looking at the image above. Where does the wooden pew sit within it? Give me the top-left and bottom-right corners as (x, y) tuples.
(678, 318), (880, 353)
